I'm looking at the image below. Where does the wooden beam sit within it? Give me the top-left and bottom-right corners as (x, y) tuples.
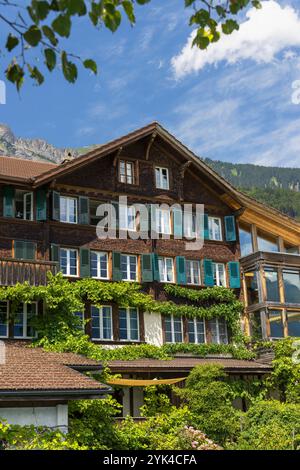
(145, 132), (157, 160)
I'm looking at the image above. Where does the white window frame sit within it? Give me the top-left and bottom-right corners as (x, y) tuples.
(213, 262), (227, 287)
(119, 307), (140, 342)
(186, 260), (201, 285)
(121, 254), (138, 281)
(158, 257), (174, 283)
(188, 318), (206, 344)
(90, 251), (109, 279)
(0, 301), (9, 338)
(119, 160), (135, 185)
(155, 167), (169, 190)
(13, 302), (37, 339)
(208, 217), (222, 241)
(156, 208), (172, 235)
(60, 196), (78, 224)
(208, 318), (228, 344)
(23, 192), (33, 221)
(91, 305), (113, 341)
(119, 205), (137, 231)
(164, 315), (183, 343)
(60, 248), (78, 277)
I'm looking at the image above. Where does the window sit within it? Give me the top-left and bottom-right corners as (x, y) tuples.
(207, 318), (228, 344)
(268, 310), (284, 338)
(15, 190), (33, 220)
(158, 257), (174, 283)
(213, 263), (226, 287)
(119, 160), (135, 184)
(60, 248), (78, 276)
(91, 251), (108, 279)
(265, 268), (280, 302)
(287, 311), (300, 337)
(164, 315), (183, 343)
(257, 231), (279, 252)
(283, 270), (300, 303)
(74, 311), (84, 331)
(13, 302), (37, 338)
(208, 217), (222, 241)
(119, 205), (136, 231)
(186, 260), (201, 285)
(0, 301), (8, 338)
(188, 318), (206, 344)
(60, 196), (77, 224)
(121, 254), (137, 281)
(245, 270), (260, 305)
(119, 307), (139, 341)
(239, 226), (253, 257)
(156, 208), (171, 235)
(91, 306), (112, 340)
(155, 167), (169, 190)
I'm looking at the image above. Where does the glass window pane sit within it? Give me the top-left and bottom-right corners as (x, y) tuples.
(188, 319), (195, 343)
(196, 319), (206, 343)
(258, 232), (279, 252)
(269, 310), (284, 338)
(287, 311), (300, 337)
(208, 319), (218, 343)
(239, 226), (253, 257)
(283, 270), (300, 303)
(265, 268), (280, 302)
(119, 308), (128, 340)
(102, 307), (112, 339)
(0, 302), (8, 337)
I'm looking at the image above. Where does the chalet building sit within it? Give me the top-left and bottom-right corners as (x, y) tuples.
(0, 122), (299, 417)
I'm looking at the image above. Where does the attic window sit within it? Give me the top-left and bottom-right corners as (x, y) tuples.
(119, 160), (135, 185)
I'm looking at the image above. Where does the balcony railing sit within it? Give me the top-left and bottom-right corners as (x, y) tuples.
(0, 258), (58, 286)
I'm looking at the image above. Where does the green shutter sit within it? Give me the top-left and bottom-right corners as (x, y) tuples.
(225, 215), (236, 242)
(141, 254), (153, 282)
(52, 191), (60, 221)
(203, 259), (214, 286)
(176, 256), (186, 285)
(51, 244), (60, 269)
(152, 253), (160, 281)
(228, 261), (240, 288)
(80, 248), (90, 277)
(173, 207), (182, 239)
(139, 204), (150, 236)
(14, 241), (35, 260)
(204, 214), (209, 240)
(112, 251), (122, 281)
(36, 189), (47, 221)
(3, 186), (15, 218)
(79, 197), (89, 225)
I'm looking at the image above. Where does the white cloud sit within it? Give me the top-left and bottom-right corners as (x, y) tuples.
(172, 1), (300, 78)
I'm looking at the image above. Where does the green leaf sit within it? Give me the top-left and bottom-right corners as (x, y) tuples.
(252, 0), (262, 8)
(31, 1), (50, 21)
(67, 0), (87, 16)
(28, 65), (45, 85)
(222, 19), (239, 35)
(122, 1), (136, 24)
(24, 25), (42, 47)
(42, 25), (58, 46)
(5, 63), (24, 91)
(52, 14), (71, 37)
(184, 0), (195, 6)
(83, 59), (97, 75)
(61, 51), (78, 83)
(192, 34), (210, 50)
(44, 48), (57, 71)
(5, 34), (19, 52)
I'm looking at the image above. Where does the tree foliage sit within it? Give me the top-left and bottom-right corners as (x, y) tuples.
(0, 0), (261, 89)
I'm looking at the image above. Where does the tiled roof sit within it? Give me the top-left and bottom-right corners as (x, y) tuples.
(0, 155), (57, 180)
(108, 357), (272, 374)
(0, 341), (110, 396)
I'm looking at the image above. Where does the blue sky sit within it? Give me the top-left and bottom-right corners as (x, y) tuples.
(1, 0), (300, 166)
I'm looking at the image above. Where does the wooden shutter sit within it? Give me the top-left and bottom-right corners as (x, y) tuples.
(80, 248), (90, 277)
(52, 191), (60, 221)
(203, 259), (214, 286)
(51, 244), (60, 269)
(25, 242), (36, 260)
(225, 216), (236, 242)
(36, 189), (47, 221)
(141, 254), (153, 282)
(173, 207), (182, 239)
(228, 261), (241, 288)
(3, 186), (15, 218)
(176, 256), (186, 285)
(204, 214), (209, 240)
(112, 252), (122, 281)
(139, 204), (150, 235)
(152, 253), (160, 282)
(14, 241), (35, 260)
(79, 197), (89, 225)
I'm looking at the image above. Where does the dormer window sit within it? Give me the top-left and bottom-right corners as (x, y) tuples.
(119, 160), (135, 185)
(155, 167), (169, 190)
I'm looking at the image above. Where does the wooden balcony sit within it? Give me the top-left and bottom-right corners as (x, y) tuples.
(0, 258), (58, 286)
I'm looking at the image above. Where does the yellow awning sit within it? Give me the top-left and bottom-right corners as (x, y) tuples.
(107, 377), (187, 387)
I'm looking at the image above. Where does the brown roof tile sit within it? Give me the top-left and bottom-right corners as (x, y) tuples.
(0, 155), (57, 180)
(0, 341), (109, 395)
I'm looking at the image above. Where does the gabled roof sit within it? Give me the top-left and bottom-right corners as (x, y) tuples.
(0, 155), (57, 181)
(0, 341), (110, 398)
